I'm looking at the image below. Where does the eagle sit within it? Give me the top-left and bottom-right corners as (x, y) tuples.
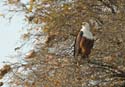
(74, 22), (94, 59)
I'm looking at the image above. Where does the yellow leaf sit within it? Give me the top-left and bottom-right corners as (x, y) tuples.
(43, 28), (49, 33)
(30, 0), (35, 4)
(33, 18), (38, 24)
(0, 13), (4, 17)
(28, 5), (33, 12)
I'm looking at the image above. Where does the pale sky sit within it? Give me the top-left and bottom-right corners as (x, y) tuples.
(0, 0), (27, 66)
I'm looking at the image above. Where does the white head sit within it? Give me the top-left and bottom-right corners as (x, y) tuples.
(81, 22), (90, 32)
(80, 22), (94, 39)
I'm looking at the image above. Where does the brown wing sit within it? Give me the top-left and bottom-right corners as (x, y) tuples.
(88, 39), (94, 49)
(74, 32), (82, 58)
(80, 37), (86, 55)
(83, 38), (94, 57)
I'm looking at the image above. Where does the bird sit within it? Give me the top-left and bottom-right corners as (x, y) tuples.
(74, 22), (94, 59)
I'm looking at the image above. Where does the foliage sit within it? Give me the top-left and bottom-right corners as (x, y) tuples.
(5, 0), (125, 87)
(25, 0), (125, 42)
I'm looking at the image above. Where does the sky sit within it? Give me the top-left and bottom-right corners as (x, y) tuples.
(0, 0), (27, 66)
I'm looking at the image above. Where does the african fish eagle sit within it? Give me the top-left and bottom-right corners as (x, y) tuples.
(74, 22), (94, 59)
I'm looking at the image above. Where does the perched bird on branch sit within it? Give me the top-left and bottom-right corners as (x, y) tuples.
(74, 22), (94, 59)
